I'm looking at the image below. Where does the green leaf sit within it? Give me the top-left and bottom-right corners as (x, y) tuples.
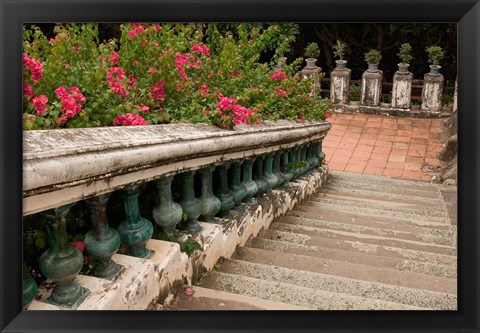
(34, 236), (46, 249)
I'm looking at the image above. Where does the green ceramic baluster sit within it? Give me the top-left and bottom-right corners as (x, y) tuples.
(301, 145), (310, 174)
(153, 176), (183, 235)
(22, 273), (37, 309)
(179, 171), (204, 233)
(242, 159), (258, 205)
(316, 141), (325, 165)
(39, 204), (90, 309)
(117, 185), (154, 259)
(263, 153), (279, 190)
(273, 151), (285, 187)
(229, 161), (247, 211)
(215, 164), (235, 219)
(198, 166), (222, 223)
(254, 156), (268, 197)
(282, 150), (293, 184)
(85, 194), (123, 279)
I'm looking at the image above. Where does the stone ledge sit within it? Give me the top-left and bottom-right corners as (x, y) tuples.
(23, 120), (330, 215)
(27, 165), (329, 310)
(331, 105), (448, 118)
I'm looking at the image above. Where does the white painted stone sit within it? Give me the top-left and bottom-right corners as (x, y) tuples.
(391, 72), (413, 109)
(109, 254), (156, 310)
(28, 275), (120, 311)
(330, 68), (351, 106)
(421, 73), (444, 112)
(361, 70), (383, 107)
(196, 222), (224, 270)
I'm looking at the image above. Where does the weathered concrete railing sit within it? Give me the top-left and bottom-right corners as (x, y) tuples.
(328, 66), (455, 116)
(22, 120), (331, 310)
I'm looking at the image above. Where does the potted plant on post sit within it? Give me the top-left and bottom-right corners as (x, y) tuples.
(333, 40), (347, 70)
(426, 45), (444, 76)
(304, 42), (320, 68)
(364, 49), (382, 72)
(397, 43), (412, 73)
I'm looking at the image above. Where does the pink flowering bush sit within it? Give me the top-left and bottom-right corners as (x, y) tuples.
(23, 23), (329, 130)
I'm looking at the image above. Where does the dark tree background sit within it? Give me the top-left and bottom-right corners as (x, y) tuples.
(32, 23), (457, 84)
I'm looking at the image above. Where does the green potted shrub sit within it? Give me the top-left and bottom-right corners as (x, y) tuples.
(426, 45), (444, 76)
(304, 42), (320, 68)
(333, 40), (347, 70)
(364, 49), (382, 72)
(397, 43), (412, 73)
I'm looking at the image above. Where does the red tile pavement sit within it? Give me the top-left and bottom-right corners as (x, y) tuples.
(323, 113), (445, 180)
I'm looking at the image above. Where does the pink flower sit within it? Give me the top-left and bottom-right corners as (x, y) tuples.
(55, 86), (69, 99)
(23, 83), (34, 99)
(149, 80), (166, 101)
(192, 43), (210, 57)
(31, 95), (48, 115)
(216, 94), (236, 111)
(271, 70), (287, 82)
(109, 51), (120, 65)
(128, 24), (145, 40)
(185, 287), (194, 296)
(59, 115), (68, 125)
(69, 241), (85, 252)
(154, 24), (162, 31)
(132, 60), (139, 66)
(107, 67), (128, 96)
(23, 53), (44, 83)
(65, 63), (70, 69)
(298, 115), (305, 121)
(138, 104), (150, 112)
(113, 113), (148, 126)
(277, 89), (287, 96)
(174, 52), (189, 80)
(49, 38), (55, 44)
(199, 83), (209, 95)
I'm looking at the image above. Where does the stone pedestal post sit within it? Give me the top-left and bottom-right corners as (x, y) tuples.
(330, 68), (351, 108)
(301, 60), (322, 95)
(391, 71), (413, 109)
(421, 72), (444, 112)
(360, 69), (383, 107)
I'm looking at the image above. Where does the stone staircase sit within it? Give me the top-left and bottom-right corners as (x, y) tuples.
(168, 171), (457, 310)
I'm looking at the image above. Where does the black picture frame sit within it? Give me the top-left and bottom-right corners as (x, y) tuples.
(1, 0), (478, 332)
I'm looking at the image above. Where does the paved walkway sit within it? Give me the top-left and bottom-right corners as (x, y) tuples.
(323, 113), (444, 180)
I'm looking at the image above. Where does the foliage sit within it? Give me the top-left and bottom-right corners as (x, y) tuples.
(364, 49), (382, 64)
(332, 40), (346, 60)
(397, 43), (412, 64)
(426, 45), (444, 65)
(155, 229), (202, 257)
(349, 83), (362, 101)
(23, 23), (328, 130)
(286, 161), (307, 172)
(304, 42), (320, 59)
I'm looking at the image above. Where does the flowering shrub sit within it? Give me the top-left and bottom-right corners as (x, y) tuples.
(23, 23), (329, 130)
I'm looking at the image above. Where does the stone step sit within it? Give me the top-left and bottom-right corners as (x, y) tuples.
(249, 237), (456, 278)
(168, 286), (312, 310)
(325, 178), (441, 199)
(320, 186), (442, 206)
(329, 170), (442, 191)
(289, 205), (453, 230)
(269, 222), (456, 255)
(233, 247), (457, 295)
(300, 200), (448, 223)
(277, 215), (456, 247)
(216, 259), (457, 310)
(199, 271), (428, 310)
(310, 194), (448, 219)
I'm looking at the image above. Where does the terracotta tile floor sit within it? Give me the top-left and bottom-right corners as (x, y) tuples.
(323, 113), (444, 180)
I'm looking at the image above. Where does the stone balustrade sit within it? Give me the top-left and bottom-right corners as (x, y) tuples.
(327, 66), (455, 116)
(22, 120), (331, 310)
